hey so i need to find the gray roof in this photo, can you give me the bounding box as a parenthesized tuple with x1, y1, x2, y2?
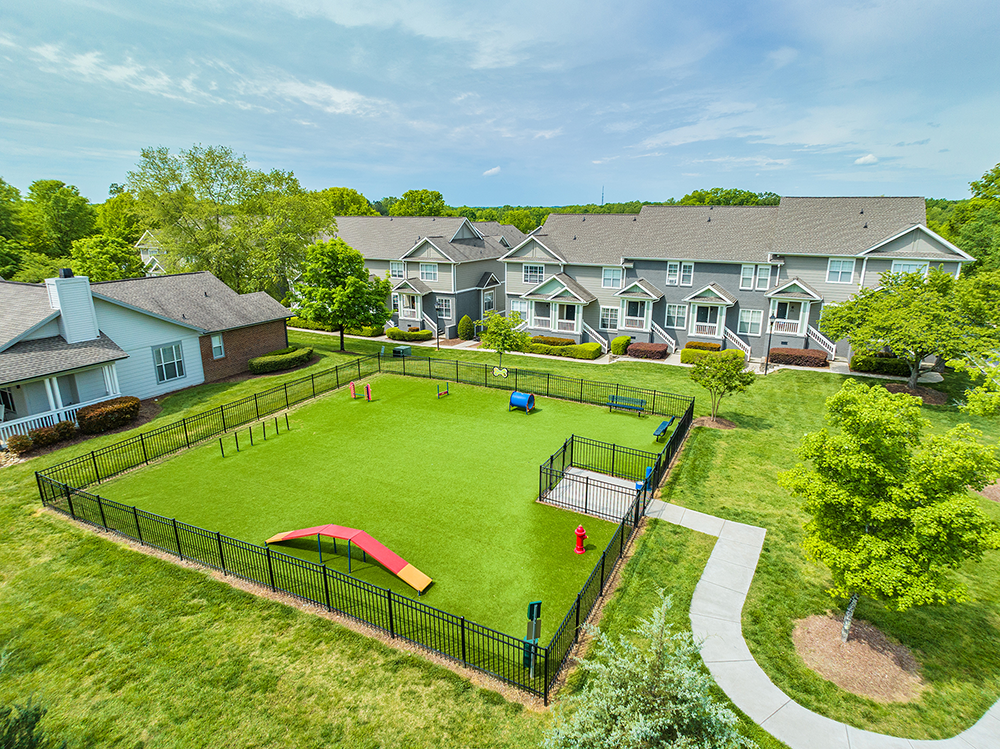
(0, 281, 58, 352)
(476, 272, 501, 289)
(392, 277, 433, 296)
(632, 205, 778, 263)
(683, 283, 738, 306)
(328, 216, 475, 260)
(408, 235, 510, 263)
(766, 277, 824, 300)
(92, 272, 292, 333)
(0, 333, 127, 386)
(522, 273, 597, 304)
(522, 214, 641, 264)
(616, 277, 664, 300)
(472, 221, 528, 247)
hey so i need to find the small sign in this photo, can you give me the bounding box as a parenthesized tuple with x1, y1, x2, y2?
(527, 600, 541, 620)
(493, 366, 509, 378)
(526, 619, 541, 641)
(522, 638, 536, 669)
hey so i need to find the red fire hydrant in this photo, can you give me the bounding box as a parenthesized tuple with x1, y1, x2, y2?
(575, 525, 587, 554)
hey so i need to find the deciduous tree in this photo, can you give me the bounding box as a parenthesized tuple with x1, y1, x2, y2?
(315, 187, 379, 216)
(70, 235, 146, 281)
(779, 380, 1000, 641)
(475, 311, 531, 368)
(389, 189, 447, 216)
(689, 354, 756, 421)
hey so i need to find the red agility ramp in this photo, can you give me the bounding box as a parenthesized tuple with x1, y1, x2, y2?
(265, 524, 432, 594)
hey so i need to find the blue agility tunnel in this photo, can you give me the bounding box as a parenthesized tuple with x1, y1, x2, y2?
(509, 391, 535, 413)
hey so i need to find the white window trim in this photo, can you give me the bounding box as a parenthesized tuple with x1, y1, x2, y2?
(482, 289, 495, 314)
(680, 262, 694, 287)
(756, 265, 771, 291)
(739, 265, 755, 290)
(389, 261, 404, 279)
(620, 299, 650, 331)
(666, 261, 679, 286)
(599, 306, 619, 331)
(891, 260, 930, 276)
(391, 293, 400, 313)
(509, 298, 528, 317)
(523, 264, 545, 285)
(153, 342, 186, 384)
(435, 298, 453, 319)
(602, 267, 623, 289)
(738, 309, 764, 337)
(210, 333, 225, 359)
(419, 263, 438, 282)
(826, 258, 856, 284)
(664, 303, 687, 330)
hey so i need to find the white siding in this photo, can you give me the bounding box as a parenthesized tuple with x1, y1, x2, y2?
(22, 319, 61, 342)
(46, 277, 100, 343)
(75, 367, 110, 402)
(94, 299, 205, 399)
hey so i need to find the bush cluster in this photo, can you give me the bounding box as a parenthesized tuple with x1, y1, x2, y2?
(386, 327, 434, 342)
(248, 346, 314, 374)
(610, 335, 631, 355)
(850, 354, 911, 376)
(286, 315, 332, 332)
(531, 335, 575, 347)
(528, 342, 603, 359)
(684, 341, 722, 351)
(679, 348, 745, 364)
(27, 426, 60, 448)
(5, 433, 33, 455)
(457, 315, 475, 340)
(626, 342, 671, 359)
(768, 348, 829, 367)
(345, 325, 384, 337)
(77, 396, 142, 435)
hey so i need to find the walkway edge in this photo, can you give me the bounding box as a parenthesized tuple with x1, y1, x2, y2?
(644, 499, 1000, 749)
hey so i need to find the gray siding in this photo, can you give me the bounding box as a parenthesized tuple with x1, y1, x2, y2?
(504, 261, 563, 296)
(74, 367, 108, 403)
(778, 256, 857, 303)
(22, 319, 61, 342)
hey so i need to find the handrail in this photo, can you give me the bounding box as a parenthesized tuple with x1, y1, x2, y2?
(650, 321, 677, 353)
(422, 313, 440, 335)
(582, 322, 608, 352)
(807, 325, 836, 357)
(724, 328, 751, 358)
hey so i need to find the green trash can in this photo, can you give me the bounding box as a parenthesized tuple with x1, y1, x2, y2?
(393, 345, 411, 357)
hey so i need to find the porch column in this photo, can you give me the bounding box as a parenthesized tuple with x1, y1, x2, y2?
(43, 378, 57, 412)
(110, 363, 121, 395)
(49, 377, 64, 410)
(102, 366, 113, 396)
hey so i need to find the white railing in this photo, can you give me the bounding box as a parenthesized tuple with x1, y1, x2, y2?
(400, 307, 420, 320)
(773, 319, 801, 335)
(557, 320, 576, 333)
(650, 321, 677, 353)
(693, 322, 718, 336)
(0, 396, 112, 445)
(582, 322, 608, 352)
(807, 325, 836, 358)
(533, 316, 551, 329)
(623, 316, 646, 330)
(724, 328, 752, 358)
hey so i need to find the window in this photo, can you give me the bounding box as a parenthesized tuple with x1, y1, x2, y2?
(891, 260, 930, 275)
(738, 309, 764, 336)
(600, 306, 619, 330)
(389, 261, 404, 279)
(153, 342, 185, 384)
(435, 297, 452, 319)
(680, 262, 694, 286)
(523, 264, 544, 285)
(602, 267, 622, 288)
(740, 265, 755, 290)
(666, 261, 679, 286)
(419, 263, 438, 282)
(210, 334, 224, 359)
(664, 304, 686, 329)
(756, 265, 771, 290)
(483, 289, 495, 313)
(826, 258, 855, 283)
(509, 298, 528, 320)
(0, 387, 15, 414)
(626, 300, 645, 318)
(391, 293, 400, 312)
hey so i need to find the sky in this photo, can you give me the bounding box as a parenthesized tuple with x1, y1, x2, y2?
(1, 0, 998, 206)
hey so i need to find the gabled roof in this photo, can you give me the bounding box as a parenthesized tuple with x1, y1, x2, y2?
(0, 281, 60, 353)
(0, 333, 127, 386)
(471, 221, 528, 248)
(476, 272, 501, 289)
(631, 205, 777, 263)
(682, 283, 738, 306)
(765, 277, 823, 301)
(392, 277, 433, 296)
(507, 214, 639, 265)
(521, 273, 597, 304)
(327, 216, 484, 260)
(501, 235, 567, 264)
(614, 278, 664, 301)
(92, 272, 291, 333)
(402, 235, 510, 263)
(858, 223, 975, 261)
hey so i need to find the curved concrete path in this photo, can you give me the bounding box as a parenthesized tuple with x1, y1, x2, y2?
(645, 500, 1000, 749)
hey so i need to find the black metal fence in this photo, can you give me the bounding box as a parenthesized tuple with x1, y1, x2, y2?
(35, 353, 695, 702)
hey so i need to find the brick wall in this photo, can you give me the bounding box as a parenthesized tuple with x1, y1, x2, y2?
(199, 320, 288, 381)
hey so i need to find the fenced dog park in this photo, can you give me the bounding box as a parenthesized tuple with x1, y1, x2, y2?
(35, 353, 693, 702)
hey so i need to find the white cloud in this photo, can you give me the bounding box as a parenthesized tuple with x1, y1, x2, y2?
(251, 77, 385, 116)
(533, 128, 562, 140)
(483, 166, 501, 176)
(31, 44, 185, 99)
(854, 153, 878, 165)
(693, 156, 791, 170)
(767, 47, 798, 69)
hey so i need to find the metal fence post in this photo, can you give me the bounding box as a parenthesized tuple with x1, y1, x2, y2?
(140, 433, 149, 464)
(221, 407, 227, 433)
(183, 419, 190, 449)
(90, 451, 100, 484)
(544, 651, 549, 706)
(574, 593, 581, 639)
(584, 474, 589, 515)
(172, 518, 182, 559)
(600, 551, 606, 594)
(460, 617, 467, 664)
(357, 359, 362, 379)
(133, 506, 143, 544)
(64, 484, 75, 518)
(311, 373, 316, 397)
(266, 547, 276, 591)
(217, 532, 226, 574)
(387, 590, 395, 638)
(546, 372, 550, 396)
(335, 366, 340, 389)
(323, 567, 331, 611)
(254, 393, 260, 419)
(283, 383, 289, 408)
(96, 494, 108, 529)
(514, 368, 518, 392)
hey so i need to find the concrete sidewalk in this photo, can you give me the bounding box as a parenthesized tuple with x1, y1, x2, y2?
(645, 499, 1000, 749)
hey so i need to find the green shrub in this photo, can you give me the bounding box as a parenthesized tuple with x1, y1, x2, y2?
(683, 341, 722, 351)
(528, 342, 602, 359)
(457, 315, 475, 340)
(626, 342, 671, 359)
(850, 354, 911, 377)
(768, 348, 829, 367)
(53, 420, 77, 441)
(531, 335, 575, 347)
(248, 346, 314, 374)
(287, 315, 334, 332)
(610, 335, 632, 355)
(27, 426, 60, 448)
(386, 327, 433, 341)
(345, 325, 385, 337)
(679, 348, 745, 365)
(77, 396, 142, 434)
(5, 434, 33, 455)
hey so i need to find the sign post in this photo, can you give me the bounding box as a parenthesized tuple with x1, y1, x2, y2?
(523, 600, 542, 677)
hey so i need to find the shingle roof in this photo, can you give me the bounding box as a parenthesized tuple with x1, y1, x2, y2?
(91, 272, 291, 333)
(408, 236, 509, 262)
(0, 333, 127, 386)
(765, 277, 824, 300)
(522, 273, 597, 304)
(525, 214, 641, 264)
(328, 216, 474, 260)
(616, 278, 664, 300)
(632, 205, 778, 263)
(392, 277, 433, 296)
(476, 272, 501, 289)
(472, 222, 528, 247)
(683, 283, 738, 306)
(0, 281, 59, 352)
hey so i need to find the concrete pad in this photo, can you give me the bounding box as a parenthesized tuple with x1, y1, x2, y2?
(908, 739, 977, 749)
(709, 539, 764, 569)
(706, 659, 791, 725)
(846, 726, 917, 749)
(645, 500, 685, 524)
(954, 712, 1000, 749)
(678, 508, 725, 537)
(691, 619, 755, 664)
(699, 556, 756, 595)
(718, 520, 767, 549)
(761, 700, 850, 749)
(690, 579, 746, 622)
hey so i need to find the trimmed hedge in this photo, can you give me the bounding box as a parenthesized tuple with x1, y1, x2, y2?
(767, 348, 829, 367)
(850, 354, 911, 377)
(626, 342, 671, 360)
(386, 327, 434, 342)
(679, 348, 745, 365)
(528, 342, 603, 359)
(610, 335, 631, 356)
(77, 396, 142, 435)
(28, 426, 60, 448)
(531, 335, 576, 347)
(5, 433, 32, 455)
(458, 315, 475, 340)
(288, 317, 385, 337)
(287, 315, 332, 332)
(54, 420, 77, 441)
(684, 341, 722, 351)
(345, 325, 385, 337)
(248, 346, 314, 374)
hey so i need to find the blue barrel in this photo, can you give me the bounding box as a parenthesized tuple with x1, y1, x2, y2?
(509, 391, 534, 413)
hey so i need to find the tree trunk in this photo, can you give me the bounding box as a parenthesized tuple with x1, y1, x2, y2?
(841, 592, 859, 642)
(932, 355, 947, 373)
(339, 326, 346, 351)
(907, 361, 920, 390)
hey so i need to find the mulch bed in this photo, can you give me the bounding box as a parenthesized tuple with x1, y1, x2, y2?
(979, 481, 1000, 503)
(882, 383, 948, 405)
(693, 416, 738, 430)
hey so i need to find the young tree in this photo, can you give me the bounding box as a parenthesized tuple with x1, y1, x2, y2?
(389, 189, 447, 216)
(475, 311, 531, 368)
(543, 592, 750, 749)
(294, 238, 392, 351)
(779, 380, 1000, 641)
(689, 354, 756, 421)
(96, 190, 145, 245)
(820, 266, 966, 389)
(70, 235, 146, 281)
(950, 270, 1000, 415)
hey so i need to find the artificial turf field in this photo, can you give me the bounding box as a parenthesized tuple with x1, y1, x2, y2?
(101, 374, 662, 635)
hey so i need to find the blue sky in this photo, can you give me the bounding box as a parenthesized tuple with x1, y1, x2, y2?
(1, 0, 997, 206)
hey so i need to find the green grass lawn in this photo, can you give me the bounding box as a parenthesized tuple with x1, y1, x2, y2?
(98, 374, 657, 635)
